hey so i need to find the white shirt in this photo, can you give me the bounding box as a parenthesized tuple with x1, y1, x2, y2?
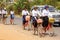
(10, 11, 14, 14)
(32, 10, 41, 16)
(2, 10, 6, 14)
(22, 10, 29, 15)
(42, 9, 50, 16)
(0, 10, 1, 14)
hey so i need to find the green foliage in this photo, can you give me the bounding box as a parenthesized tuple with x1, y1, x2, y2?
(0, 0, 3, 2)
(57, 0, 60, 1)
(1, 0, 60, 15)
(13, 0, 31, 14)
(57, 6, 60, 9)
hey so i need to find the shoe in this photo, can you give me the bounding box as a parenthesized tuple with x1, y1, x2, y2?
(49, 33, 54, 37)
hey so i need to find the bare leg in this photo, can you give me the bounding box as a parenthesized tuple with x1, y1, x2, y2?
(10, 19, 12, 24)
(10, 19, 14, 24)
(48, 23, 54, 37)
(3, 18, 6, 24)
(23, 24, 26, 30)
(38, 24, 45, 37)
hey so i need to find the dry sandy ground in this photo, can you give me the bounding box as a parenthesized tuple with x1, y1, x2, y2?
(0, 24, 60, 40)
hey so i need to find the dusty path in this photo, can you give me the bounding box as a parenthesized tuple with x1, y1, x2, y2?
(0, 24, 60, 40)
(0, 16, 60, 40)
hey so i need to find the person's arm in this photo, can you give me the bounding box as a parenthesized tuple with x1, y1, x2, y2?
(31, 10, 35, 16)
(37, 11, 41, 17)
(13, 11, 15, 15)
(27, 11, 30, 15)
(48, 11, 52, 18)
(41, 10, 45, 17)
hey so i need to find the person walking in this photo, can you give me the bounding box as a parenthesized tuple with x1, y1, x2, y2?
(31, 7, 41, 35)
(1, 8, 7, 24)
(22, 8, 30, 30)
(41, 5, 50, 35)
(0, 9, 2, 22)
(10, 9, 15, 24)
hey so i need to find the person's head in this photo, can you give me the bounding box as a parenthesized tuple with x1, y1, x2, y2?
(23, 7, 27, 11)
(10, 9, 13, 11)
(0, 8, 1, 10)
(44, 6, 49, 10)
(34, 7, 38, 10)
(4, 8, 6, 11)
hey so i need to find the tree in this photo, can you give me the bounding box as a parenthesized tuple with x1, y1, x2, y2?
(13, 0, 31, 15)
(0, 0, 6, 9)
(41, 0, 58, 7)
(57, 0, 60, 1)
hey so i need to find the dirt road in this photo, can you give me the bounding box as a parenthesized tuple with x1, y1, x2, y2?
(0, 16, 60, 40)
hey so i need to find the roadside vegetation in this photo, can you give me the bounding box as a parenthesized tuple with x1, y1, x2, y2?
(0, 0, 60, 15)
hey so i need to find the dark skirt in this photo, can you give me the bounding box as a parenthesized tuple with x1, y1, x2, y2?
(22, 15, 28, 25)
(3, 14, 7, 18)
(42, 16, 49, 27)
(32, 16, 38, 28)
(0, 14, 2, 17)
(0, 14, 2, 16)
(10, 14, 14, 19)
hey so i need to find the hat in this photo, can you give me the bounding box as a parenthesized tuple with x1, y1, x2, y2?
(44, 6, 49, 9)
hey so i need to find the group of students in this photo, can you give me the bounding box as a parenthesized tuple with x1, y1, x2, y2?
(22, 6, 55, 37)
(0, 8, 14, 24)
(0, 8, 7, 24)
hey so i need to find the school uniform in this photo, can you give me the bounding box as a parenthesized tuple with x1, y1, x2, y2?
(32, 10, 41, 28)
(2, 10, 7, 18)
(41, 9, 50, 27)
(22, 10, 29, 25)
(0, 10, 2, 16)
(10, 11, 14, 19)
